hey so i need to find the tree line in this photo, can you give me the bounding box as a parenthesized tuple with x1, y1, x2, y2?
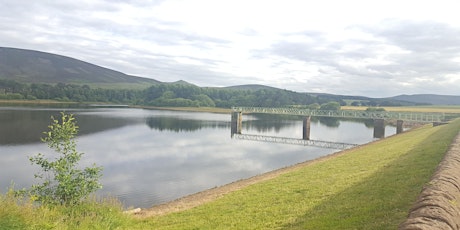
(0, 79, 408, 108)
(0, 79, 143, 103)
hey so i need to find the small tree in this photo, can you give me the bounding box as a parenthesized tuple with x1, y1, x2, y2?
(29, 112, 102, 205)
(320, 101, 341, 110)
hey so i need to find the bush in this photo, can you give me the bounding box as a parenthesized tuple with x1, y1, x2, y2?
(366, 107, 386, 112)
(28, 112, 102, 206)
(320, 101, 341, 110)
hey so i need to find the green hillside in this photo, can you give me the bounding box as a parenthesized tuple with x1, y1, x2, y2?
(0, 47, 159, 89)
(391, 94, 460, 105)
(1, 47, 459, 105)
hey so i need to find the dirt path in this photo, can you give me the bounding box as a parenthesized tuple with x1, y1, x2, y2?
(135, 145, 362, 218)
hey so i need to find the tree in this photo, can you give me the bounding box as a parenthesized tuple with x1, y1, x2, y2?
(320, 101, 341, 110)
(308, 103, 321, 110)
(366, 107, 386, 112)
(29, 112, 102, 205)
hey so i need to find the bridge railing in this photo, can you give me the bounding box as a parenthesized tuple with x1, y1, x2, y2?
(232, 133, 358, 150)
(231, 107, 444, 123)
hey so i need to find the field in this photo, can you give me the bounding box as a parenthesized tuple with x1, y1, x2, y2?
(342, 105, 460, 114)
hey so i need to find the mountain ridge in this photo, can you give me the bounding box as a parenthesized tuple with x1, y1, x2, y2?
(0, 47, 159, 87)
(390, 94, 460, 106)
(1, 47, 459, 105)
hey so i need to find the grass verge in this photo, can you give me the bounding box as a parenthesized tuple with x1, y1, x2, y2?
(132, 119, 460, 229)
(0, 194, 131, 230)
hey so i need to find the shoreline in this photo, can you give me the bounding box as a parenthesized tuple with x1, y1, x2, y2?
(135, 137, 388, 218)
(131, 105, 231, 114)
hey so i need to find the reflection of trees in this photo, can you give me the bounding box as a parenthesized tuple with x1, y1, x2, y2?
(317, 117, 340, 127)
(146, 117, 228, 132)
(0, 109, 134, 145)
(0, 110, 59, 145)
(243, 119, 293, 133)
(243, 114, 299, 133)
(363, 119, 375, 128)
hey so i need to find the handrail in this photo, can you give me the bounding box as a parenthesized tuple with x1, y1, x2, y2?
(231, 107, 444, 123)
(232, 133, 358, 150)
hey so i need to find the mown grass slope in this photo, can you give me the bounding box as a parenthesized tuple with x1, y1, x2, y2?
(133, 119, 460, 229)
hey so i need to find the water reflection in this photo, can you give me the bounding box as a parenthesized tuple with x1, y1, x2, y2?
(146, 116, 229, 132)
(232, 133, 358, 149)
(0, 107, 397, 208)
(0, 108, 136, 145)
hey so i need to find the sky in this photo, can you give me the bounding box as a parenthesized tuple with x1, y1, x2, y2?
(1, 0, 460, 97)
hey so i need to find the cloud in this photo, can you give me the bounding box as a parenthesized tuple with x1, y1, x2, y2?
(266, 19, 460, 96)
(1, 1, 460, 97)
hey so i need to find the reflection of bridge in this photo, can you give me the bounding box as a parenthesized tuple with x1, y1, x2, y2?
(233, 133, 358, 150)
(231, 106, 445, 140)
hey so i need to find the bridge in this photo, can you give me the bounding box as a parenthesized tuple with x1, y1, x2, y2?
(231, 106, 445, 141)
(231, 107, 444, 123)
(232, 133, 358, 150)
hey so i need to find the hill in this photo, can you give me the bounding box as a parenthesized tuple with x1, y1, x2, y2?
(0, 47, 159, 89)
(223, 84, 280, 91)
(1, 47, 458, 106)
(390, 94, 460, 105)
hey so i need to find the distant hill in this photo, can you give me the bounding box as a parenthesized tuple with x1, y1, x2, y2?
(224, 84, 280, 91)
(0, 47, 159, 88)
(2, 47, 459, 106)
(390, 94, 460, 105)
(168, 80, 196, 86)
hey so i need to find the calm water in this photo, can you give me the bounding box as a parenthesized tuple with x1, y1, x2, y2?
(0, 107, 397, 208)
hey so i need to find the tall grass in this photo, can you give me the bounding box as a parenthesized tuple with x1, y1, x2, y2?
(0, 192, 131, 230)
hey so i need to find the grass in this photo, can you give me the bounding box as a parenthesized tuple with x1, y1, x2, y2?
(0, 193, 131, 230)
(130, 118, 460, 229)
(2, 118, 460, 229)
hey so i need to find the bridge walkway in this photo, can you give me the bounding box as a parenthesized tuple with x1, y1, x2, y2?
(232, 107, 444, 123)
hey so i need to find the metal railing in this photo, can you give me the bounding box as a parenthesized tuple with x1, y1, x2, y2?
(232, 107, 444, 122)
(232, 133, 358, 150)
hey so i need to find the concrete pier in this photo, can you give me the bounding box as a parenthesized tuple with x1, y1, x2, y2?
(231, 112, 242, 135)
(396, 120, 404, 134)
(373, 119, 385, 138)
(303, 116, 311, 140)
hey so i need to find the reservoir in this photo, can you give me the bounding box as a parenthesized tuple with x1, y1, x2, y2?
(0, 106, 398, 208)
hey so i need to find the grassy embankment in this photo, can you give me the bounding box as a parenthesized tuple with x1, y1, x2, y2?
(1, 105, 460, 229)
(130, 118, 460, 229)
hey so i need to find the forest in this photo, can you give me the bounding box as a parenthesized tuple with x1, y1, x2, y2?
(0, 79, 407, 108)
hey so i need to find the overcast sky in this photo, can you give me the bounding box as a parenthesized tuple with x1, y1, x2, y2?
(1, 0, 460, 97)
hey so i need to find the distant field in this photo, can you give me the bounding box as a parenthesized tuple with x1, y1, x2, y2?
(342, 105, 460, 114)
(0, 99, 75, 104)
